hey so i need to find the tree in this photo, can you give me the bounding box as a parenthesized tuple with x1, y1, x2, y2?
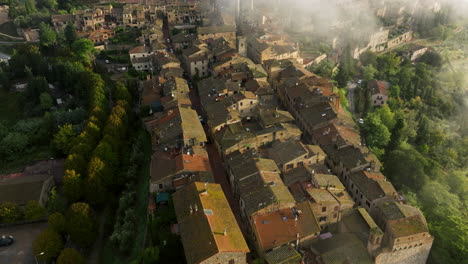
(63, 170, 83, 202)
(419, 181, 461, 219)
(364, 112, 391, 149)
(385, 145, 429, 190)
(9, 44, 47, 78)
(132, 247, 160, 264)
(335, 45, 356, 88)
(113, 82, 132, 103)
(0, 202, 23, 223)
(39, 22, 57, 48)
(24, 201, 47, 221)
(387, 112, 406, 151)
(39, 92, 54, 110)
(37, 0, 58, 9)
(310, 60, 335, 78)
(64, 23, 78, 45)
(48, 212, 66, 234)
(375, 105, 396, 131)
(26, 76, 49, 104)
(419, 51, 443, 69)
(376, 52, 400, 80)
(66, 202, 97, 248)
(71, 39, 95, 65)
(57, 248, 86, 264)
(53, 124, 76, 155)
(360, 50, 377, 66)
(447, 170, 468, 198)
(0, 132, 29, 161)
(33, 229, 63, 262)
(362, 64, 377, 81)
(412, 63, 433, 99)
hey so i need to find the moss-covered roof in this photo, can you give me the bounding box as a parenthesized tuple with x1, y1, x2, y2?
(265, 245, 302, 264)
(310, 233, 373, 264)
(387, 215, 428, 238)
(173, 182, 249, 263)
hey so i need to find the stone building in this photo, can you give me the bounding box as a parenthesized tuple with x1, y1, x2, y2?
(173, 182, 250, 264)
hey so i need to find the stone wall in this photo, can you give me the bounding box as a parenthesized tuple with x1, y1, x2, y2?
(375, 241, 433, 264)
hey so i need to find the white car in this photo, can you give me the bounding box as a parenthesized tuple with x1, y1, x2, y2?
(105, 60, 110, 64)
(166, 38, 171, 43)
(358, 118, 364, 124)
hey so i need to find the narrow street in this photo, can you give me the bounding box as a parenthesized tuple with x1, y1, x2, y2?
(347, 81, 357, 113)
(163, 14, 248, 236)
(187, 82, 248, 235)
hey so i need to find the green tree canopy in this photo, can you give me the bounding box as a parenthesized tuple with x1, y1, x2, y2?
(0, 132, 29, 161)
(362, 64, 377, 81)
(364, 112, 391, 149)
(384, 144, 429, 190)
(360, 50, 377, 66)
(53, 124, 77, 155)
(33, 229, 64, 262)
(64, 23, 78, 45)
(57, 248, 86, 264)
(66, 202, 97, 248)
(39, 92, 54, 110)
(48, 212, 66, 234)
(0, 202, 23, 223)
(24, 200, 47, 221)
(39, 22, 57, 48)
(63, 169, 83, 202)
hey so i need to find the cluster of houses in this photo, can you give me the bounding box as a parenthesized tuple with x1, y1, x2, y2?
(137, 1, 433, 263)
(47, 1, 436, 264)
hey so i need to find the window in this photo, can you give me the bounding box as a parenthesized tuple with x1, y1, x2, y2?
(297, 161, 304, 167)
(229, 260, 235, 264)
(319, 216, 327, 222)
(250, 101, 253, 105)
(286, 164, 294, 170)
(240, 102, 243, 106)
(334, 206, 339, 211)
(333, 213, 337, 218)
(158, 184, 163, 189)
(322, 206, 327, 212)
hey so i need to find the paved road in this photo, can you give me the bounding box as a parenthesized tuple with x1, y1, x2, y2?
(347, 82, 357, 113)
(0, 222, 47, 264)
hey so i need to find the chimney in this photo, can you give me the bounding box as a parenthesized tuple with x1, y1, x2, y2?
(223, 228, 227, 236)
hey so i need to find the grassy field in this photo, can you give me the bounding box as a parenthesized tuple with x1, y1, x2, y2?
(100, 131, 151, 264)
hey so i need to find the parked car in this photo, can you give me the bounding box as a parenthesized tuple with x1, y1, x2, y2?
(0, 235, 14, 247)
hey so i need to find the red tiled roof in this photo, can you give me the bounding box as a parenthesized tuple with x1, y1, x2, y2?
(175, 154, 212, 173)
(369, 80, 388, 96)
(252, 202, 320, 251)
